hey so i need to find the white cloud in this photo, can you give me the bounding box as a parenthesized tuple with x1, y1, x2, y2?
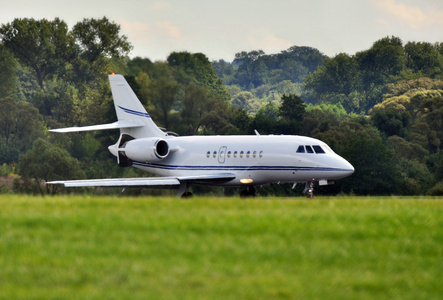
(119, 19, 184, 59)
(119, 20, 153, 45)
(247, 30, 292, 54)
(156, 21, 181, 39)
(374, 0, 443, 30)
(150, 2, 172, 11)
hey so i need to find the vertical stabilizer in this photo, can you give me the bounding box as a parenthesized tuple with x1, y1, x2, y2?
(109, 74, 165, 138)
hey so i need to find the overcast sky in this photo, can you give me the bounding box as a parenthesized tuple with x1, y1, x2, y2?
(1, 0, 442, 61)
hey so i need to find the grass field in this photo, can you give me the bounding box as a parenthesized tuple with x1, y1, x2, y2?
(0, 195, 441, 299)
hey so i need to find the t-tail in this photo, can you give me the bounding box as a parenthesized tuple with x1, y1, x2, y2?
(108, 74, 165, 138)
(50, 74, 169, 167)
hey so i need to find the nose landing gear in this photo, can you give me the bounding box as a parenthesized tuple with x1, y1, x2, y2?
(303, 180, 315, 198)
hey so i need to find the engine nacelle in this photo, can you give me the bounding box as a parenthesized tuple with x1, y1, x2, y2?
(120, 137, 170, 162)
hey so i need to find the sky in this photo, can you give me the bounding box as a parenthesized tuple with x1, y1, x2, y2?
(1, 0, 442, 62)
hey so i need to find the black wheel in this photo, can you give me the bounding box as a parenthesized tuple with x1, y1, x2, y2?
(240, 190, 249, 198)
(240, 186, 256, 198)
(248, 186, 256, 197)
(181, 192, 193, 198)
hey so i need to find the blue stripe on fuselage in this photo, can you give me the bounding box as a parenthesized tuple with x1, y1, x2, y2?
(132, 161, 353, 172)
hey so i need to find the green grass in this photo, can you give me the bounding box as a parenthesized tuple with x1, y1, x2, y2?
(0, 195, 442, 299)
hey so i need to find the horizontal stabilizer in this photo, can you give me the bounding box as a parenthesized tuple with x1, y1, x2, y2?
(49, 120, 145, 133)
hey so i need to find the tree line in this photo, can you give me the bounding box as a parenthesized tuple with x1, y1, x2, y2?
(0, 17, 442, 196)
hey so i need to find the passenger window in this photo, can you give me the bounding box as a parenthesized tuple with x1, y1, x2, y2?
(234, 151, 237, 158)
(206, 151, 210, 158)
(306, 146, 314, 153)
(253, 151, 257, 158)
(213, 151, 217, 158)
(259, 151, 263, 158)
(246, 151, 250, 158)
(313, 145, 325, 154)
(240, 151, 244, 158)
(227, 151, 231, 158)
(296, 145, 305, 153)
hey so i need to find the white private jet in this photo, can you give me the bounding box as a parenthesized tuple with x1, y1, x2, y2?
(47, 74, 354, 197)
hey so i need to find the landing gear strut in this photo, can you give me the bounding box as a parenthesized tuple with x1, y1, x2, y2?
(240, 186, 256, 198)
(178, 183, 193, 198)
(303, 181, 315, 198)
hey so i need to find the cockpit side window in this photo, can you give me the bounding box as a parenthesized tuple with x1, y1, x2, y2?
(313, 145, 325, 154)
(296, 145, 305, 153)
(323, 144, 335, 154)
(306, 145, 314, 153)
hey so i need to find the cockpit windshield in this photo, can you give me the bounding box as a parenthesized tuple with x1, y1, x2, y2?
(312, 145, 325, 154)
(296, 145, 327, 154)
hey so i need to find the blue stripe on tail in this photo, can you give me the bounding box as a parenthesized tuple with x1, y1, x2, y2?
(118, 105, 150, 118)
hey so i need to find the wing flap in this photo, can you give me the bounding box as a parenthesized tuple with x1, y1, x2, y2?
(49, 120, 145, 133)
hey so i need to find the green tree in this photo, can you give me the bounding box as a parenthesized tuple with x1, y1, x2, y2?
(371, 108, 410, 137)
(0, 97, 44, 163)
(127, 57, 155, 77)
(305, 53, 359, 96)
(397, 158, 432, 195)
(72, 17, 132, 63)
(231, 91, 260, 113)
(277, 94, 306, 134)
(356, 36, 405, 87)
(340, 130, 400, 195)
(251, 101, 278, 134)
(404, 42, 443, 77)
(0, 45, 17, 99)
(0, 18, 74, 88)
(233, 50, 266, 88)
(149, 77, 180, 130)
(228, 108, 252, 135)
(71, 17, 132, 84)
(180, 83, 208, 135)
(167, 52, 230, 100)
(31, 78, 80, 123)
(304, 53, 369, 112)
(180, 84, 232, 135)
(198, 97, 232, 134)
(17, 138, 85, 195)
(0, 97, 16, 145)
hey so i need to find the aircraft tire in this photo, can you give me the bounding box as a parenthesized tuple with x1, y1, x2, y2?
(181, 192, 193, 198)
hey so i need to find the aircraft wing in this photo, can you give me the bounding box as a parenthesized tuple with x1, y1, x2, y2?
(46, 173, 236, 188)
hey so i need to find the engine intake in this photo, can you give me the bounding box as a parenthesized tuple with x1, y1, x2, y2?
(120, 137, 170, 162)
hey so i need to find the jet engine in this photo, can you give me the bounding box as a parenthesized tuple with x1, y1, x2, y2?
(119, 137, 170, 162)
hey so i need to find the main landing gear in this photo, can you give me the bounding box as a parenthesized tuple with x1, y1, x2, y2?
(178, 183, 193, 198)
(240, 186, 256, 198)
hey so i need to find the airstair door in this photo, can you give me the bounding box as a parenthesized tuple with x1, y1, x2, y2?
(218, 146, 227, 163)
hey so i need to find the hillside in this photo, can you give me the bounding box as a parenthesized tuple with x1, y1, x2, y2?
(0, 18, 442, 196)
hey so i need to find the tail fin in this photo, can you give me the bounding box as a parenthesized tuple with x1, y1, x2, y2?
(50, 74, 165, 138)
(109, 74, 165, 138)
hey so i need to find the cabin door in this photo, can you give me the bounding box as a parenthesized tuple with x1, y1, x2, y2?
(218, 146, 227, 163)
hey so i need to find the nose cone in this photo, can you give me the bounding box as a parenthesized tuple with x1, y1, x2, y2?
(344, 160, 354, 176)
(339, 158, 354, 178)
